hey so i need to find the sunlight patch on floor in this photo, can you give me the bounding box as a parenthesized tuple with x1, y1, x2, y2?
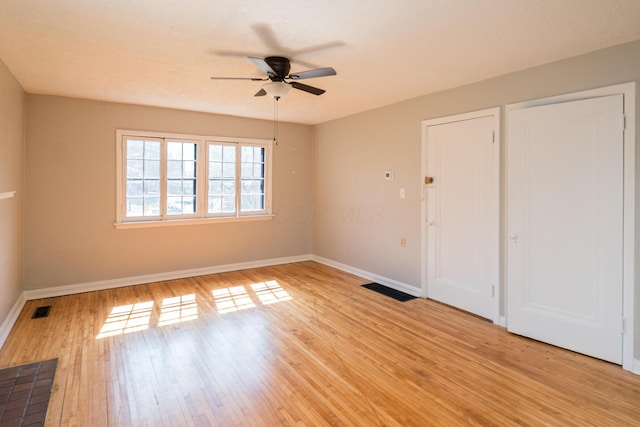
(96, 280, 293, 339)
(96, 301, 154, 338)
(251, 280, 292, 305)
(213, 286, 256, 313)
(159, 294, 198, 326)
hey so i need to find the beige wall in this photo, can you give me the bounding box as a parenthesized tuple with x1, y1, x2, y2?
(8, 38, 640, 358)
(24, 96, 313, 289)
(313, 39, 640, 353)
(0, 59, 25, 325)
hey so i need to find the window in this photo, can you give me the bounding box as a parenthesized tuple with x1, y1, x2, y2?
(116, 130, 272, 228)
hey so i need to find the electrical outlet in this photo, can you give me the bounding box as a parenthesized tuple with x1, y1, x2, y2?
(400, 237, 406, 248)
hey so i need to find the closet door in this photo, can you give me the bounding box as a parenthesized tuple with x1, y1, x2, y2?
(507, 95, 624, 363)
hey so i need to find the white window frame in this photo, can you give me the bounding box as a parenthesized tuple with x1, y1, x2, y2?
(116, 129, 273, 229)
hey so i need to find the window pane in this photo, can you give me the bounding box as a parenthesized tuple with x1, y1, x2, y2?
(209, 162, 222, 179)
(167, 195, 197, 215)
(223, 145, 236, 161)
(127, 180, 143, 197)
(241, 146, 252, 162)
(242, 195, 264, 212)
(222, 196, 235, 212)
(167, 160, 182, 178)
(145, 197, 161, 216)
(241, 195, 253, 211)
(124, 139, 162, 219)
(210, 195, 236, 214)
(238, 145, 265, 201)
(182, 143, 196, 161)
(241, 163, 252, 179)
(165, 141, 199, 216)
(127, 160, 143, 178)
(126, 197, 143, 216)
(209, 196, 221, 213)
(184, 161, 196, 178)
(167, 142, 182, 160)
(241, 179, 263, 195)
(222, 181, 235, 195)
(145, 160, 160, 179)
(207, 144, 235, 216)
(184, 197, 196, 213)
(144, 180, 160, 196)
(167, 196, 182, 214)
(237, 144, 266, 213)
(127, 140, 144, 159)
(222, 163, 235, 179)
(183, 180, 195, 195)
(145, 141, 160, 160)
(209, 180, 221, 196)
(209, 145, 222, 161)
(168, 180, 182, 196)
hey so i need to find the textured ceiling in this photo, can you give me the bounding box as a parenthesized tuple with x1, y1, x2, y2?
(1, 0, 640, 124)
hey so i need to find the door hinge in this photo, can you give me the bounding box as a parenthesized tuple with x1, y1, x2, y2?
(622, 317, 626, 335)
(492, 131, 495, 143)
(491, 285, 495, 298)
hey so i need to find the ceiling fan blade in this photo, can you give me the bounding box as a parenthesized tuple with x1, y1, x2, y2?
(210, 77, 268, 81)
(290, 82, 326, 96)
(288, 67, 337, 80)
(248, 57, 277, 77)
(210, 48, 261, 58)
(251, 23, 285, 53)
(289, 41, 346, 57)
(254, 88, 267, 97)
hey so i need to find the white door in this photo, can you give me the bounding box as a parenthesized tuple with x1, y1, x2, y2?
(507, 95, 624, 364)
(423, 110, 499, 321)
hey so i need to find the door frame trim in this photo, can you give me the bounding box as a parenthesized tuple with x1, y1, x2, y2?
(506, 82, 636, 371)
(421, 107, 501, 323)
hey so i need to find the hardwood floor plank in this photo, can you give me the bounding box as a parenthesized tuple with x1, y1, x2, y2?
(1, 261, 640, 426)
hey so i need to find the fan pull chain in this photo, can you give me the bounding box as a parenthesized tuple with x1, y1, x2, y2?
(273, 96, 280, 145)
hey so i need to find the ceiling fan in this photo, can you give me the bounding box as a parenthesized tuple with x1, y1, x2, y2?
(211, 56, 336, 99)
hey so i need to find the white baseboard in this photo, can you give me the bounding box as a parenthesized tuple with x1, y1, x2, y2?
(10, 254, 640, 376)
(311, 255, 421, 297)
(24, 254, 313, 300)
(0, 292, 26, 350)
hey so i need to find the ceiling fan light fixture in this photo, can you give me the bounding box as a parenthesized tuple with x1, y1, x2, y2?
(263, 81, 291, 99)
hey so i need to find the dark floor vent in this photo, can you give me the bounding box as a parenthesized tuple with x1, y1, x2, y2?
(32, 306, 51, 319)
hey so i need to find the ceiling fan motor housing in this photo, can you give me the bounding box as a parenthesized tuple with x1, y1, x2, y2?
(265, 56, 291, 80)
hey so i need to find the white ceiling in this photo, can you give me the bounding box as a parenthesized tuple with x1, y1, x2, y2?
(1, 0, 640, 125)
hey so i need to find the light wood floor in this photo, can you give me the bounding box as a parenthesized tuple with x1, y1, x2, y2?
(2, 261, 640, 426)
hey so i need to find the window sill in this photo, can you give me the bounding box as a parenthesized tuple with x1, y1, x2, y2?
(114, 214, 274, 229)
